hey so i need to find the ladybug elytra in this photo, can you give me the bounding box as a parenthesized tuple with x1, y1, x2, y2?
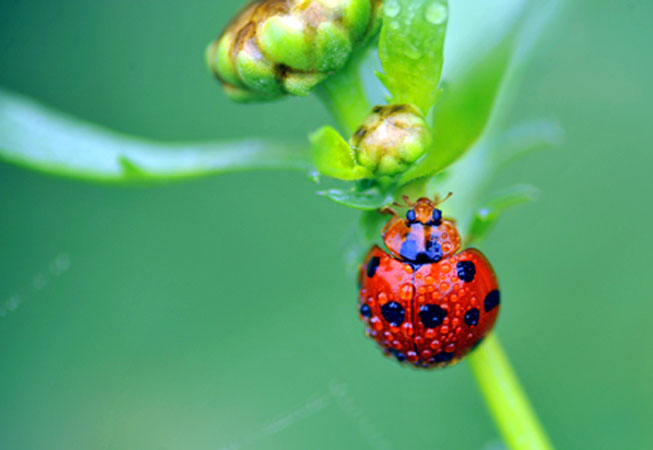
(358, 196, 500, 368)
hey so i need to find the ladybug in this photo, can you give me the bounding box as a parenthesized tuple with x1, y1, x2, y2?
(357, 196, 500, 368)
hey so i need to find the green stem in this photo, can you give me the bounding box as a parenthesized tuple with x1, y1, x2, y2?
(316, 59, 371, 136)
(468, 334, 554, 450)
(321, 56, 552, 450)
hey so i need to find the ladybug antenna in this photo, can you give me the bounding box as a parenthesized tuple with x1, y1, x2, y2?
(433, 192, 453, 207)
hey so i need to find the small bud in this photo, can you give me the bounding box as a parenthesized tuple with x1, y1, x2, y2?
(351, 105, 432, 176)
(206, 0, 382, 102)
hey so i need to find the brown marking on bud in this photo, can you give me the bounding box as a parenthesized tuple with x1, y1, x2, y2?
(351, 104, 430, 175)
(302, 2, 330, 29)
(209, 0, 381, 99)
(389, 104, 409, 114)
(354, 126, 368, 141)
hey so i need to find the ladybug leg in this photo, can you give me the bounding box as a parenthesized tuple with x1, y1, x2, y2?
(393, 195, 415, 207)
(378, 207, 400, 235)
(378, 206, 398, 217)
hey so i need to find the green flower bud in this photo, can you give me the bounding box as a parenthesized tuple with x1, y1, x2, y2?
(206, 0, 382, 102)
(350, 105, 432, 176)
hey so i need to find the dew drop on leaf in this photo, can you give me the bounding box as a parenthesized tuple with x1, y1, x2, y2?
(425, 2, 448, 25)
(385, 0, 401, 18)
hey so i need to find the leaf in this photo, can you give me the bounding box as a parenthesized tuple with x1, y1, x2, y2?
(399, 35, 517, 183)
(466, 185, 539, 245)
(359, 209, 389, 242)
(377, 0, 448, 114)
(342, 210, 388, 279)
(492, 119, 564, 167)
(0, 88, 311, 182)
(399, 0, 559, 184)
(309, 126, 370, 180)
(318, 188, 393, 210)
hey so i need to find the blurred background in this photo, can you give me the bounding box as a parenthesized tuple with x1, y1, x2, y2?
(1, 0, 652, 449)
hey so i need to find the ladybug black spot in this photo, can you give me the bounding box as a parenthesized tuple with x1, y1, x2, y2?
(456, 260, 476, 282)
(359, 303, 372, 318)
(418, 304, 447, 328)
(431, 209, 442, 225)
(400, 235, 442, 264)
(406, 209, 416, 223)
(366, 256, 380, 278)
(389, 348, 407, 362)
(381, 301, 405, 327)
(433, 351, 454, 363)
(484, 290, 501, 312)
(464, 307, 480, 326)
(423, 237, 442, 263)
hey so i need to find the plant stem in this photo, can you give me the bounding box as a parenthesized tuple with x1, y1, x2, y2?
(316, 59, 371, 136)
(322, 62, 553, 450)
(468, 334, 554, 450)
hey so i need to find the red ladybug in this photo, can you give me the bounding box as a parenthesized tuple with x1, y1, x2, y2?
(358, 196, 500, 368)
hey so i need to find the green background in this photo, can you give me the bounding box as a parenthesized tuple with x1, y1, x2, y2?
(1, 1, 652, 449)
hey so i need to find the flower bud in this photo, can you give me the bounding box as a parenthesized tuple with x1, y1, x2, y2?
(351, 105, 432, 176)
(206, 0, 382, 102)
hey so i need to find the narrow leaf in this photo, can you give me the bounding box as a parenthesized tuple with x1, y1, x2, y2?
(399, 1, 534, 184)
(467, 185, 539, 245)
(310, 126, 370, 180)
(492, 119, 564, 167)
(378, 0, 448, 113)
(342, 210, 388, 279)
(0, 89, 311, 182)
(318, 188, 393, 210)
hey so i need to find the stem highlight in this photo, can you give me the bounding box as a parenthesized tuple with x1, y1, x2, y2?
(316, 58, 370, 136)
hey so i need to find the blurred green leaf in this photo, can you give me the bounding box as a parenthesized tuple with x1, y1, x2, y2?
(360, 209, 389, 242)
(0, 88, 311, 182)
(310, 126, 370, 180)
(467, 184, 539, 245)
(493, 119, 564, 167)
(318, 188, 393, 210)
(377, 0, 448, 113)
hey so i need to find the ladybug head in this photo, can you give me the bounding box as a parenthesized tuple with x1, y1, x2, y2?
(382, 196, 461, 264)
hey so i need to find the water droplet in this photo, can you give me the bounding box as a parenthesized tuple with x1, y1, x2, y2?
(425, 2, 448, 25)
(385, 0, 400, 18)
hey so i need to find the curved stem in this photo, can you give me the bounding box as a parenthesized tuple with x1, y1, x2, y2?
(468, 334, 554, 450)
(316, 58, 371, 136)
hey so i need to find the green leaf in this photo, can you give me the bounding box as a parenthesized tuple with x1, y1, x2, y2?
(310, 126, 370, 180)
(378, 0, 448, 113)
(467, 185, 539, 245)
(400, 38, 517, 183)
(492, 119, 564, 167)
(318, 188, 393, 210)
(399, 0, 549, 184)
(0, 88, 311, 182)
(341, 210, 388, 279)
